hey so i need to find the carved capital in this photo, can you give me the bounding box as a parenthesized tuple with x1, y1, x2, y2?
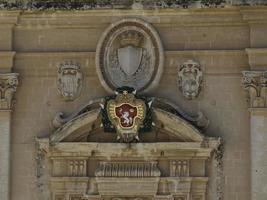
(242, 71, 267, 108)
(0, 73, 19, 110)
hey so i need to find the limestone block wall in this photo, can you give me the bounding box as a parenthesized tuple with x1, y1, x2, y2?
(0, 7, 266, 200)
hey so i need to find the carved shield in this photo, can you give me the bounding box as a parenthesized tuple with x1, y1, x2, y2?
(57, 61, 82, 101)
(118, 46, 142, 76)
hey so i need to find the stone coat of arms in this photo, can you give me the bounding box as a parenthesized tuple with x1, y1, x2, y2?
(57, 61, 83, 101)
(95, 18, 164, 93)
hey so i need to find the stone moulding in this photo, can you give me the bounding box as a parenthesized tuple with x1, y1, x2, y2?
(0, 1, 265, 10)
(0, 73, 19, 110)
(95, 18, 164, 94)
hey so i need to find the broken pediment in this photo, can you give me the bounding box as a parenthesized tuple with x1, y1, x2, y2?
(49, 96, 208, 145)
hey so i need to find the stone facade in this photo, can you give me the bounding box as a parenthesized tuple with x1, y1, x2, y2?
(0, 5, 267, 200)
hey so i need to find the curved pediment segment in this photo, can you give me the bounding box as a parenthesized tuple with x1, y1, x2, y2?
(50, 108, 100, 145)
(49, 89, 209, 145)
(153, 108, 204, 142)
(49, 107, 205, 145)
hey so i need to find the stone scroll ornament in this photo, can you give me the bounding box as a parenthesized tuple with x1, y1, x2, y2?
(57, 61, 83, 101)
(100, 86, 153, 143)
(95, 18, 164, 94)
(178, 60, 203, 100)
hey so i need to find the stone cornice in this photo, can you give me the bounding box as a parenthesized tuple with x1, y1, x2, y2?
(0, 11, 20, 25)
(242, 70, 267, 108)
(248, 108, 267, 116)
(0, 7, 261, 27)
(49, 142, 219, 158)
(0, 73, 19, 110)
(0, 1, 267, 10)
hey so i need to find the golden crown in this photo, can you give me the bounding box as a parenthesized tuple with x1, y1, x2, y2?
(119, 31, 143, 47)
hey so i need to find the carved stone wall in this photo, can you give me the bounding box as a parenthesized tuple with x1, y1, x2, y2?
(4, 6, 263, 200)
(46, 141, 217, 200)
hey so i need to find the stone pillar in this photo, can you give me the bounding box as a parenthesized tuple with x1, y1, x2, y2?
(242, 71, 267, 200)
(0, 73, 18, 200)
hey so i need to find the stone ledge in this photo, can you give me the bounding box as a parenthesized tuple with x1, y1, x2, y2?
(0, 11, 19, 24)
(49, 142, 219, 158)
(248, 108, 267, 115)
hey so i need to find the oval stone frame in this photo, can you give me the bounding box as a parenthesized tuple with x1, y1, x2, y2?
(95, 18, 164, 94)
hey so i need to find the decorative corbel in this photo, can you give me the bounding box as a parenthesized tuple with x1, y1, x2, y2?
(0, 73, 19, 110)
(242, 71, 267, 108)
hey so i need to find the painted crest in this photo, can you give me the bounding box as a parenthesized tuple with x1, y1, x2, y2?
(118, 45, 142, 76)
(105, 88, 147, 142)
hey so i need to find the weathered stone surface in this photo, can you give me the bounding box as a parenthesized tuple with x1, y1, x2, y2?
(0, 73, 19, 110)
(2, 6, 266, 200)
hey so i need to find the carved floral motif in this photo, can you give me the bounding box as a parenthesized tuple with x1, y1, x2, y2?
(0, 73, 19, 110)
(178, 60, 203, 100)
(57, 61, 83, 101)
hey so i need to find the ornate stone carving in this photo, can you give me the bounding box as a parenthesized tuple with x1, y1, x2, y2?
(57, 61, 83, 101)
(0, 73, 18, 110)
(96, 18, 164, 93)
(178, 60, 203, 100)
(242, 71, 267, 108)
(68, 160, 87, 177)
(95, 161, 161, 177)
(170, 160, 189, 177)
